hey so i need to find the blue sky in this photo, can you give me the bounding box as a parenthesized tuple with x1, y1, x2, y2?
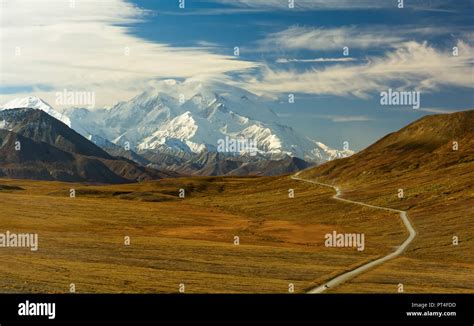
(1, 0, 473, 150)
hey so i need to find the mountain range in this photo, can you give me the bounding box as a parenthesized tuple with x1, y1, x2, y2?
(61, 79, 352, 163)
(0, 79, 353, 179)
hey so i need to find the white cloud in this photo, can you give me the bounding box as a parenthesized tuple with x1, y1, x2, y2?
(1, 0, 471, 110)
(259, 25, 447, 52)
(0, 0, 258, 108)
(276, 57, 357, 63)
(276, 112, 375, 122)
(328, 115, 375, 122)
(240, 40, 474, 98)
(211, 0, 394, 10)
(417, 107, 472, 114)
(211, 0, 458, 11)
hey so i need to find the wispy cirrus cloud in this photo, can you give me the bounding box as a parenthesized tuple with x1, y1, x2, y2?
(328, 115, 375, 122)
(417, 107, 473, 114)
(1, 0, 472, 110)
(277, 113, 375, 122)
(259, 25, 450, 52)
(276, 58, 357, 63)
(240, 40, 474, 98)
(209, 0, 462, 11)
(0, 0, 258, 108)
(210, 0, 395, 10)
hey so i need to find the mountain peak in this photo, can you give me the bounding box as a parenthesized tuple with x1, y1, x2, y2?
(1, 96, 71, 127)
(62, 80, 352, 163)
(5, 82, 353, 164)
(2, 96, 50, 110)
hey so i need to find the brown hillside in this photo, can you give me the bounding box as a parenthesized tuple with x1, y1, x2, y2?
(306, 110, 473, 184)
(300, 110, 474, 293)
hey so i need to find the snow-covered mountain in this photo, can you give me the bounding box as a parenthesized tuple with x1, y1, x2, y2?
(1, 96, 71, 127)
(63, 79, 353, 163)
(2, 80, 353, 164)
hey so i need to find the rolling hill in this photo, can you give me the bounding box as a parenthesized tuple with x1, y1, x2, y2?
(299, 109, 474, 292)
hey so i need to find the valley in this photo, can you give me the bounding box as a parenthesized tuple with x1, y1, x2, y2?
(0, 96, 471, 294)
(0, 175, 406, 293)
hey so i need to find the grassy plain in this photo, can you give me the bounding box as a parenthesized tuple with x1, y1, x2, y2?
(0, 175, 406, 293)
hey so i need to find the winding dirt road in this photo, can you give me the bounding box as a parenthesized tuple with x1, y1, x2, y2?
(291, 171, 417, 293)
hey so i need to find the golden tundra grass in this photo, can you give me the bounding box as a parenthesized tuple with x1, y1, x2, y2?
(0, 176, 406, 293)
(300, 159, 474, 293)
